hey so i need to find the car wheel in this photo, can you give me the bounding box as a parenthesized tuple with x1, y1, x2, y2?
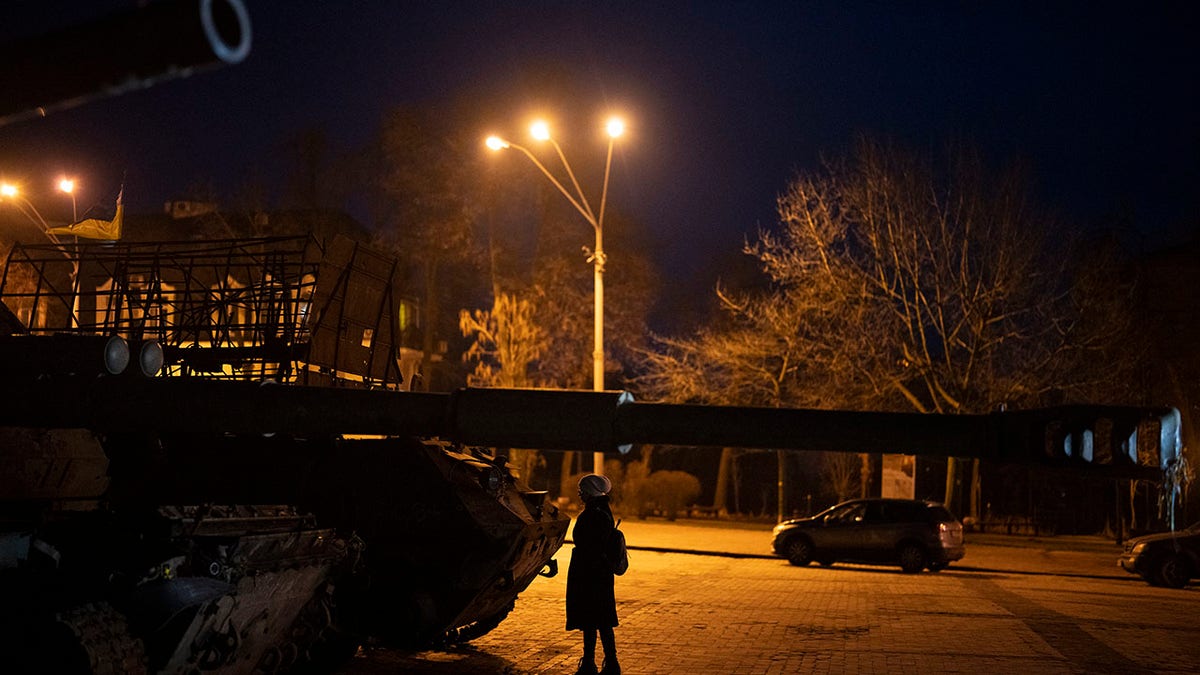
(784, 537, 814, 566)
(897, 543, 926, 574)
(1154, 553, 1191, 589)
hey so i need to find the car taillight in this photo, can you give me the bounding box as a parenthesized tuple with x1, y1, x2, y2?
(938, 522, 963, 546)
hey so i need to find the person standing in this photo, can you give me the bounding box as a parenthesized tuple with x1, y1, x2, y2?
(566, 473, 620, 675)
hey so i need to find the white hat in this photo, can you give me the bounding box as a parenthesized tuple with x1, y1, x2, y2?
(579, 473, 612, 498)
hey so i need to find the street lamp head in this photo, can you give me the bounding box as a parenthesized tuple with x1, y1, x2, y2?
(485, 136, 510, 151)
(530, 120, 551, 142)
(0, 183, 17, 198)
(58, 178, 75, 194)
(606, 117, 625, 139)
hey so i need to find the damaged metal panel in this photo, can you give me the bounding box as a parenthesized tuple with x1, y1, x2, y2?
(305, 235, 409, 388)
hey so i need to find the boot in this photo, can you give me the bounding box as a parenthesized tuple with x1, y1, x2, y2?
(574, 657, 598, 675)
(599, 657, 621, 675)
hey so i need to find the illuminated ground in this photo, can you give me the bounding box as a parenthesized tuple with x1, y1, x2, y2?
(342, 520, 1198, 673)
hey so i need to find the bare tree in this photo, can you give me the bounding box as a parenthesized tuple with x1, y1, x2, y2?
(459, 292, 549, 487)
(459, 292, 548, 388)
(752, 139, 1140, 515)
(823, 452, 861, 503)
(638, 138, 1139, 519)
(634, 303, 838, 516)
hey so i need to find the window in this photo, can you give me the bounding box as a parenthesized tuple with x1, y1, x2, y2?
(827, 502, 866, 524)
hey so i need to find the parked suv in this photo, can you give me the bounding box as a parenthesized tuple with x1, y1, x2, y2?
(1118, 521, 1200, 588)
(772, 498, 965, 573)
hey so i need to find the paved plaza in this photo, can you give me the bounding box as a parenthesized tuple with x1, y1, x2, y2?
(342, 521, 1200, 674)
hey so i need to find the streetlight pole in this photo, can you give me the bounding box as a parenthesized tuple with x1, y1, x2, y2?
(486, 117, 625, 475)
(57, 178, 82, 328)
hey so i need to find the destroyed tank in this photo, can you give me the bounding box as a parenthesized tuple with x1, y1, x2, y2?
(0, 234, 1182, 673)
(0, 235, 579, 672)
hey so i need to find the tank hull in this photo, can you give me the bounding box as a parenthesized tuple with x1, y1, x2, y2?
(0, 427, 568, 672)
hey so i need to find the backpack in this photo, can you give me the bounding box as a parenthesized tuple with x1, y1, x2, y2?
(604, 517, 629, 576)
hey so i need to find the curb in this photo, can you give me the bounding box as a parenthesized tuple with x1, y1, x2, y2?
(567, 539, 1135, 581)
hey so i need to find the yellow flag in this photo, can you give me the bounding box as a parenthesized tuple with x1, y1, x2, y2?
(47, 188, 123, 240)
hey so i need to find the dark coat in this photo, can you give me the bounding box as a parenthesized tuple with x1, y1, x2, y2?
(566, 496, 618, 630)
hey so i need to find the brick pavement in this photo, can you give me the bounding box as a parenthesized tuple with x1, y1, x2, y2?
(342, 522, 1200, 674)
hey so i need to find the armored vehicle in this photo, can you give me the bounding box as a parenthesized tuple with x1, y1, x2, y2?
(0, 235, 579, 672)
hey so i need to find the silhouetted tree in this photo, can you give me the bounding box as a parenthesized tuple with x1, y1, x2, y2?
(638, 138, 1141, 520)
(374, 104, 486, 389)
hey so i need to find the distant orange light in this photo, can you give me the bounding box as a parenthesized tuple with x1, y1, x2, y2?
(486, 136, 509, 151)
(58, 178, 76, 193)
(530, 120, 551, 141)
(606, 117, 625, 139)
(0, 183, 17, 198)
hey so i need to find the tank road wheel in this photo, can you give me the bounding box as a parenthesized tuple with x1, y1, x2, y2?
(897, 543, 927, 574)
(1153, 553, 1192, 589)
(37, 603, 148, 675)
(784, 537, 814, 567)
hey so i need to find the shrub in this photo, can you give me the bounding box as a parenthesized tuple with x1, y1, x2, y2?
(644, 470, 701, 521)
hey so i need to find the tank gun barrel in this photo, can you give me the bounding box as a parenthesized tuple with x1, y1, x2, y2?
(0, 378, 1179, 480)
(619, 401, 1180, 481)
(0, 0, 251, 126)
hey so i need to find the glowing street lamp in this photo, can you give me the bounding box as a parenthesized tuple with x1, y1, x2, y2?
(487, 116, 626, 475)
(57, 178, 77, 222)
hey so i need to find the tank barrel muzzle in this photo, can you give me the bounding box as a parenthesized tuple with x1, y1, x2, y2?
(0, 0, 252, 126)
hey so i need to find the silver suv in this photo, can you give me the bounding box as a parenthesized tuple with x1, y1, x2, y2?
(772, 498, 965, 573)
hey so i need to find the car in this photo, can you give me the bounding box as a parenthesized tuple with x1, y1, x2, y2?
(1118, 521, 1200, 588)
(771, 498, 965, 573)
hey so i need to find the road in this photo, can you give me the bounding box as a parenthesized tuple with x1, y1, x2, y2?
(341, 520, 1200, 674)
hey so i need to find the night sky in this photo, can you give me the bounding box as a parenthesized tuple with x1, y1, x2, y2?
(2, 2, 1197, 307)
